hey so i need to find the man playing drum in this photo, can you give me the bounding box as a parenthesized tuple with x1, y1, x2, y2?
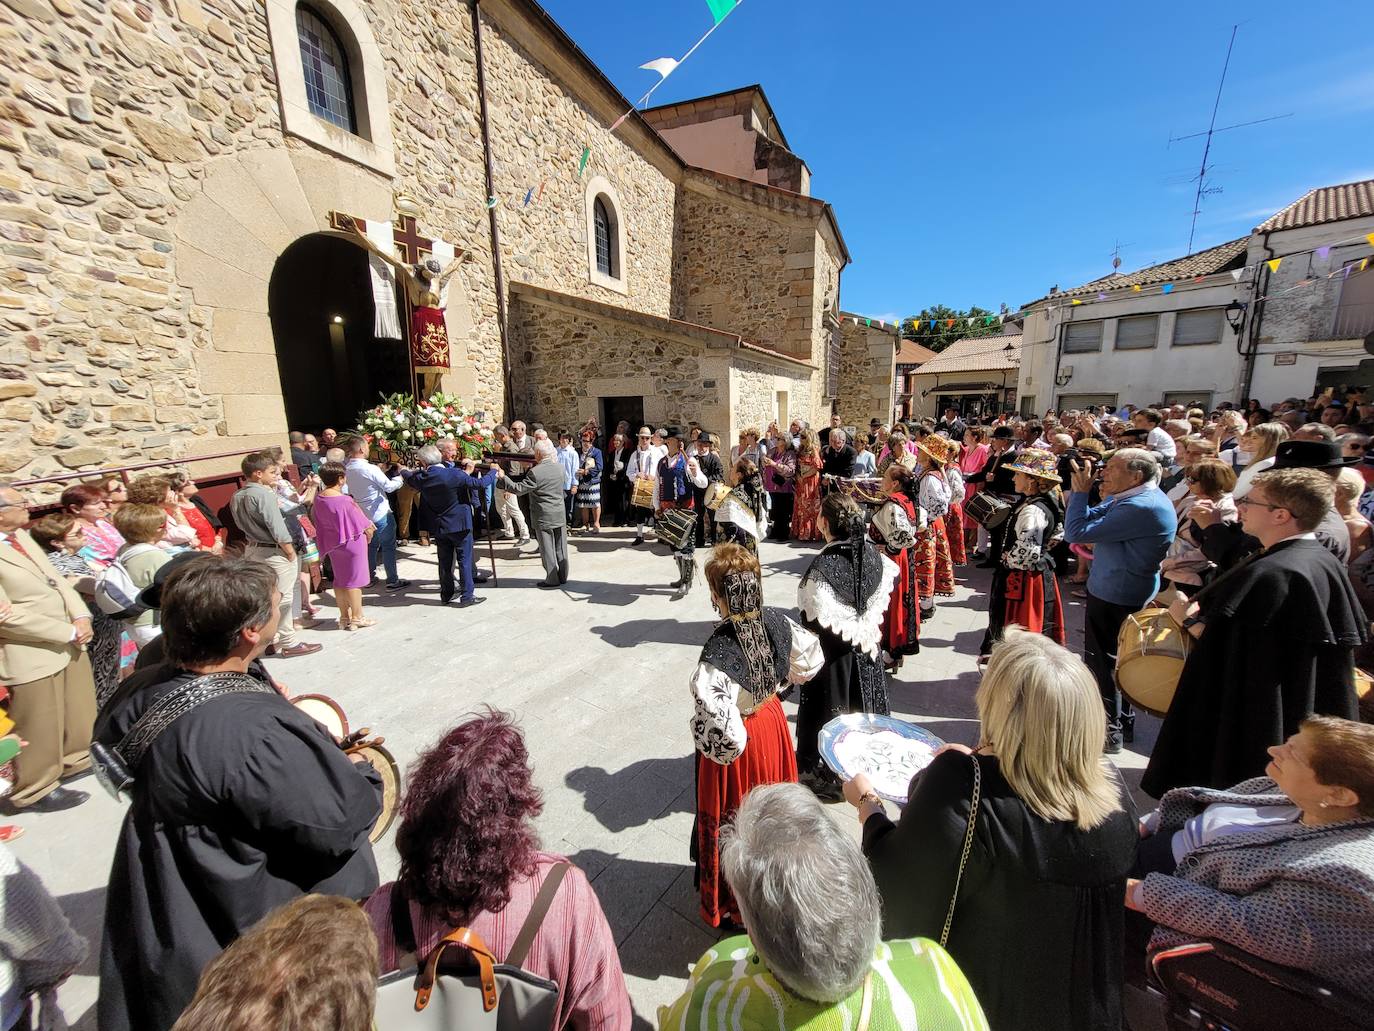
(96, 556, 383, 1031)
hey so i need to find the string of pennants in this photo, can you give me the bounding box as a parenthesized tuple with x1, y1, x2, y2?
(847, 231, 1374, 334)
(475, 0, 743, 212)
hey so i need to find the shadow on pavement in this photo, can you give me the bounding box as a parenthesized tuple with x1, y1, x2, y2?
(56, 885, 105, 981)
(565, 758, 694, 833)
(589, 620, 716, 649)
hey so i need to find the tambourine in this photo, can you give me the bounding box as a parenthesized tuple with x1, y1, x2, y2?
(292, 693, 401, 843)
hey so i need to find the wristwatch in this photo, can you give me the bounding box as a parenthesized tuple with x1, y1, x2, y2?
(1181, 613, 1205, 632)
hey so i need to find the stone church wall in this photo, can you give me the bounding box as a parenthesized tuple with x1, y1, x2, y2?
(0, 0, 686, 491)
(837, 318, 896, 432)
(509, 292, 730, 436)
(729, 355, 813, 439)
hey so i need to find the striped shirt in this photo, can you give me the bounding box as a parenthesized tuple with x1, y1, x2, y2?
(364, 853, 630, 1030)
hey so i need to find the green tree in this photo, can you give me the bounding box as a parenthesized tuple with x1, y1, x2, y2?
(899, 305, 1005, 353)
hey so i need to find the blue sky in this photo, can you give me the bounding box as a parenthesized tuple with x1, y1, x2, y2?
(540, 0, 1374, 320)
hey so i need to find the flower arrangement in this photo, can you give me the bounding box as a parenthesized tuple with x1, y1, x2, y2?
(355, 392, 494, 461)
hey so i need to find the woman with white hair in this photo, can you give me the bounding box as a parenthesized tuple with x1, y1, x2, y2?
(843, 629, 1137, 1030)
(660, 782, 989, 1029)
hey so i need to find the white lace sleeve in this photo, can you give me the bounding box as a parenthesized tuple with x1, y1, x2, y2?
(919, 473, 951, 520)
(688, 662, 746, 765)
(873, 501, 918, 551)
(784, 618, 824, 684)
(1004, 504, 1050, 570)
(945, 466, 965, 498)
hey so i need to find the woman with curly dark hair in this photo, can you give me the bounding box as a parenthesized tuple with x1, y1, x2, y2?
(362, 711, 631, 1030)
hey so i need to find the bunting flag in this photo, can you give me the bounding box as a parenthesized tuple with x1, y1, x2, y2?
(1368, 233, 1374, 249)
(1132, 284, 1142, 291)
(1070, 299, 1083, 305)
(640, 57, 680, 79)
(577, 146, 591, 177)
(929, 320, 936, 329)
(945, 318, 955, 328)
(1160, 284, 1174, 294)
(706, 0, 738, 23)
(485, 196, 499, 209)
(1316, 246, 1332, 259)
(537, 180, 547, 202)
(523, 187, 533, 207)
(1230, 269, 1244, 281)
(864, 318, 871, 327)
(1266, 257, 1282, 273)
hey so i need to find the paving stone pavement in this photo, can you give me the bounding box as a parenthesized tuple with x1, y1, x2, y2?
(9, 526, 1159, 1029)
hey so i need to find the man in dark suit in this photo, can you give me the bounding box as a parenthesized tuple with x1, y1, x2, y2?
(496, 439, 569, 588)
(402, 445, 498, 607)
(935, 406, 967, 440)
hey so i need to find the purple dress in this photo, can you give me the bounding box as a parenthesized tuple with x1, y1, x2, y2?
(311, 493, 372, 589)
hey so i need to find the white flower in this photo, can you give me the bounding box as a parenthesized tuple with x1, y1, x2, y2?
(400, 430, 411, 439)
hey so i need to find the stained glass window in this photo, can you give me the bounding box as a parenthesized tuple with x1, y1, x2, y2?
(594, 197, 615, 277)
(297, 5, 356, 133)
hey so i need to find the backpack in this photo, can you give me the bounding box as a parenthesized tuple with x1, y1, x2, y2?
(374, 863, 569, 1030)
(93, 544, 159, 620)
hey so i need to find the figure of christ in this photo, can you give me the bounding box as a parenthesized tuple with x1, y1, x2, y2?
(340, 215, 466, 370)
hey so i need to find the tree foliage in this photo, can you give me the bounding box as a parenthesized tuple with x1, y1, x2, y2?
(899, 305, 1005, 353)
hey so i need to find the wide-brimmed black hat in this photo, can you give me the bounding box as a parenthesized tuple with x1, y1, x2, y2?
(1271, 439, 1357, 470)
(698, 431, 714, 445)
(137, 550, 206, 610)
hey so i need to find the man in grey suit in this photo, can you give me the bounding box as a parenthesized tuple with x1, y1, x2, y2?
(496, 439, 569, 588)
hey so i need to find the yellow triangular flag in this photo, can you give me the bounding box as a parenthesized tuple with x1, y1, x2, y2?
(1266, 257, 1282, 273)
(1366, 233, 1374, 248)
(1362, 258, 1370, 273)
(1131, 285, 1141, 292)
(1071, 299, 1082, 305)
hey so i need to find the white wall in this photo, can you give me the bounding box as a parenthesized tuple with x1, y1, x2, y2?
(1018, 275, 1247, 409)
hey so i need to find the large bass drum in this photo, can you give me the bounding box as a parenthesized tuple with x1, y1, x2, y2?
(1115, 608, 1192, 718)
(965, 492, 1012, 530)
(655, 507, 697, 550)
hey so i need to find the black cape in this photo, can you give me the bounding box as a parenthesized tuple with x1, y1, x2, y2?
(795, 540, 892, 781)
(1141, 537, 1366, 798)
(96, 663, 383, 1031)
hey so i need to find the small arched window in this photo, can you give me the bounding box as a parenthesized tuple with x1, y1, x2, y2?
(593, 196, 615, 278)
(296, 5, 357, 133)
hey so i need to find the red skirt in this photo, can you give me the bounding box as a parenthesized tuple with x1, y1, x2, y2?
(1003, 569, 1066, 643)
(881, 546, 921, 657)
(946, 500, 967, 565)
(695, 696, 797, 926)
(914, 518, 956, 600)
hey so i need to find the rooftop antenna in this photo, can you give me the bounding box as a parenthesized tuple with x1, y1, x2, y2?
(1110, 240, 1133, 272)
(1169, 24, 1292, 254)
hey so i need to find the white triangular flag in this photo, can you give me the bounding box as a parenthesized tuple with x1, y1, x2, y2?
(363, 219, 403, 340)
(640, 57, 680, 80)
(1230, 268, 1244, 282)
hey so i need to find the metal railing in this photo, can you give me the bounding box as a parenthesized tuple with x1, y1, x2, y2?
(10, 447, 266, 490)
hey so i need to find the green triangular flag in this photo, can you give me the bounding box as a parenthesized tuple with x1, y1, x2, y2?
(705, 0, 738, 24)
(577, 146, 591, 177)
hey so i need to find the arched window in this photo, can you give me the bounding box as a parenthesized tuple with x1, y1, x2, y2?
(296, 5, 356, 133)
(593, 196, 615, 278)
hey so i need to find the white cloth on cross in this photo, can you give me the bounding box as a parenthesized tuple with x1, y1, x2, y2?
(363, 218, 403, 340)
(431, 239, 455, 309)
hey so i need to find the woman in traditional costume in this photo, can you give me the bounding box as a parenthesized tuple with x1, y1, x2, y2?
(979, 448, 1066, 659)
(689, 544, 823, 928)
(657, 431, 707, 597)
(943, 438, 968, 566)
(715, 458, 768, 554)
(791, 428, 824, 541)
(913, 434, 957, 617)
(796, 493, 900, 799)
(870, 463, 924, 670)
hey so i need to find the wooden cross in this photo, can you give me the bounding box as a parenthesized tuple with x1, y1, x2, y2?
(328, 210, 433, 265)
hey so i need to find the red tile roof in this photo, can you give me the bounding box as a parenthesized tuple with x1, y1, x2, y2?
(896, 339, 939, 365)
(1255, 178, 1374, 232)
(913, 335, 1022, 376)
(1030, 237, 1248, 305)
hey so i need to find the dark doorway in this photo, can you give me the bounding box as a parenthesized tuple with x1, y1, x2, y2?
(600, 396, 645, 436)
(268, 233, 412, 434)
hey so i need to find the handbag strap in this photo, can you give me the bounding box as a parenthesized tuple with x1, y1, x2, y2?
(855, 971, 874, 1031)
(939, 754, 982, 948)
(417, 927, 499, 1013)
(504, 862, 570, 968)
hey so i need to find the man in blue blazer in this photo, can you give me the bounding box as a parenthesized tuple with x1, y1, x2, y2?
(403, 445, 499, 607)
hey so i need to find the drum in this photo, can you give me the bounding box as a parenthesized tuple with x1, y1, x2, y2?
(655, 507, 697, 550)
(631, 477, 655, 509)
(1115, 608, 1192, 718)
(965, 492, 1012, 529)
(705, 482, 732, 511)
(838, 477, 885, 507)
(349, 742, 401, 842)
(292, 694, 349, 738)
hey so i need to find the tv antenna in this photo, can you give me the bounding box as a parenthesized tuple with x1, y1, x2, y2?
(1110, 240, 1133, 272)
(1168, 24, 1292, 254)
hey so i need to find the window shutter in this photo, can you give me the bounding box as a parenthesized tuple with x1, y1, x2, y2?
(1173, 309, 1222, 346)
(1063, 321, 1103, 353)
(1114, 315, 1158, 350)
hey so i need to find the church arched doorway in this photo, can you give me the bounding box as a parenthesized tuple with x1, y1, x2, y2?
(268, 232, 412, 435)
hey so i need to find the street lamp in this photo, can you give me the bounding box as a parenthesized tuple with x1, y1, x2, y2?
(1224, 301, 1246, 337)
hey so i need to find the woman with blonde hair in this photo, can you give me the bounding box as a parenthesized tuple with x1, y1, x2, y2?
(843, 628, 1136, 1030)
(1231, 421, 1289, 498)
(1334, 466, 1372, 565)
(791, 428, 824, 541)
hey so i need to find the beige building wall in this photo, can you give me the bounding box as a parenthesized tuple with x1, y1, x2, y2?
(837, 317, 897, 431)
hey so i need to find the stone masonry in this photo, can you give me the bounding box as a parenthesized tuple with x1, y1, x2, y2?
(837, 314, 897, 432)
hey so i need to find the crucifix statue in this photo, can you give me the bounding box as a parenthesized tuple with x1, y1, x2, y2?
(334, 213, 466, 374)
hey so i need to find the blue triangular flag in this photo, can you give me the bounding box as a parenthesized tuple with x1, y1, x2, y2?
(1160, 283, 1174, 294)
(523, 187, 533, 207)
